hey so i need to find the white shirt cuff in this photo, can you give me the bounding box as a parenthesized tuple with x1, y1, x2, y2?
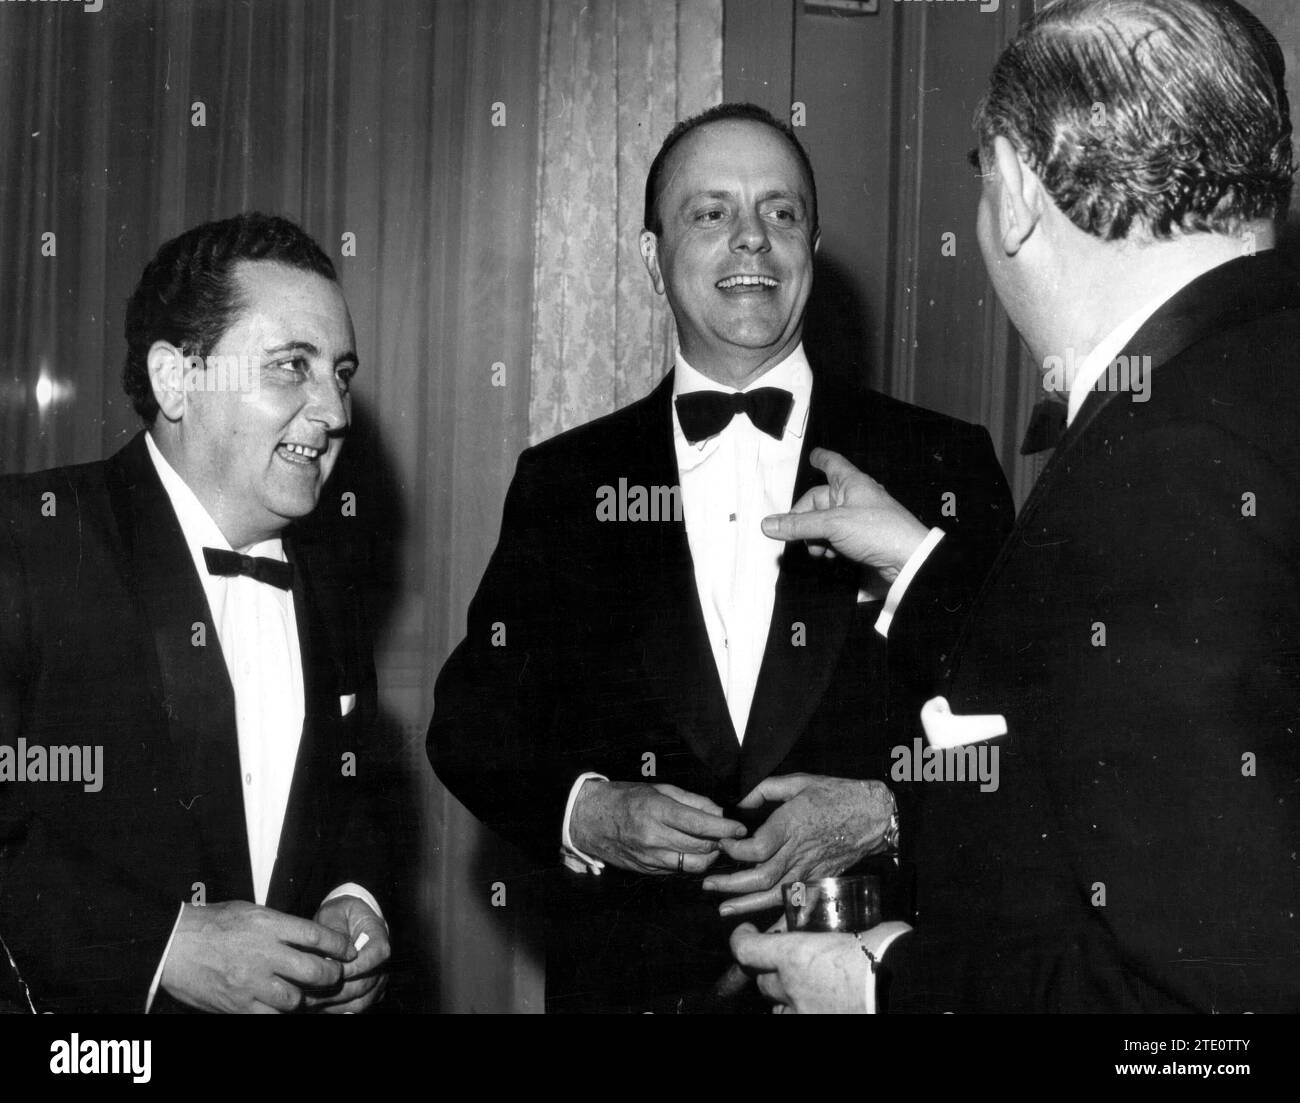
(874, 528, 945, 638)
(863, 921, 913, 1014)
(146, 902, 187, 1013)
(561, 772, 608, 874)
(323, 883, 386, 929)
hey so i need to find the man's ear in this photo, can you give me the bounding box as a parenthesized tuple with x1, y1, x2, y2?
(991, 135, 1043, 257)
(147, 341, 189, 422)
(639, 230, 665, 294)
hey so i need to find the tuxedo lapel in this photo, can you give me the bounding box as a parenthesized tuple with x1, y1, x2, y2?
(632, 374, 743, 785)
(737, 380, 862, 797)
(105, 433, 254, 902)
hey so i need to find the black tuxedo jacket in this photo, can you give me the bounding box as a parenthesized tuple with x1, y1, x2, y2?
(429, 369, 1013, 1012)
(887, 251, 1300, 1013)
(0, 432, 390, 1013)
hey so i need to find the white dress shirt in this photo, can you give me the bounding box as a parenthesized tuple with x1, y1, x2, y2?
(561, 344, 937, 872)
(674, 346, 813, 743)
(146, 432, 305, 906)
(142, 433, 378, 1009)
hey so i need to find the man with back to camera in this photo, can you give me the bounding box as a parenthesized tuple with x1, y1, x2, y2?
(734, 0, 1300, 1013)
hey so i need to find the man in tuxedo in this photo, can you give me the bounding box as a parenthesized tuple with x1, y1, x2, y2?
(734, 0, 1300, 1013)
(429, 103, 1013, 1012)
(0, 212, 392, 1013)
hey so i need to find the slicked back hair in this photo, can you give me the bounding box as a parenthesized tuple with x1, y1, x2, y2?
(643, 102, 819, 237)
(977, 0, 1295, 241)
(123, 212, 338, 423)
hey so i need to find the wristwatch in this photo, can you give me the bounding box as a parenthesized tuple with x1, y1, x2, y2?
(867, 793, 901, 858)
(881, 805, 901, 855)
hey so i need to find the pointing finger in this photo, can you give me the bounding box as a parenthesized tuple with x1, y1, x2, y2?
(761, 508, 846, 543)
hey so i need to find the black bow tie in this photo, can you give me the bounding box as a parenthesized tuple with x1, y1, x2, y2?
(675, 387, 795, 444)
(203, 547, 294, 590)
(1019, 398, 1069, 455)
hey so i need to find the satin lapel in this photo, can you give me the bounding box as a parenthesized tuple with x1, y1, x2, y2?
(267, 537, 338, 914)
(634, 373, 743, 785)
(738, 381, 862, 797)
(105, 433, 254, 902)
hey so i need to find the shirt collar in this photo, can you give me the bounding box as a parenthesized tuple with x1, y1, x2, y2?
(672, 343, 813, 444)
(1065, 299, 1164, 427)
(1065, 255, 1244, 426)
(143, 431, 286, 567)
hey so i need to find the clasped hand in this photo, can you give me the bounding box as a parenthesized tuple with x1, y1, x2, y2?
(568, 773, 894, 921)
(160, 895, 389, 1014)
(703, 773, 895, 917)
(569, 779, 747, 874)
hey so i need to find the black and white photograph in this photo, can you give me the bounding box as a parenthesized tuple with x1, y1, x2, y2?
(0, 0, 1296, 1084)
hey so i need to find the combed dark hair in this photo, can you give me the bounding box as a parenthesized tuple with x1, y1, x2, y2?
(977, 0, 1295, 241)
(122, 212, 338, 422)
(643, 102, 819, 236)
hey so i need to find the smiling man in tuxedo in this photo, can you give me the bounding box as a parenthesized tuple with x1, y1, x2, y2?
(735, 0, 1300, 1013)
(0, 212, 391, 1013)
(429, 103, 1013, 1013)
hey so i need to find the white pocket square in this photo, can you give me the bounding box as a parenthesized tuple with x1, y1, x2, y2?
(339, 693, 357, 717)
(921, 695, 1007, 749)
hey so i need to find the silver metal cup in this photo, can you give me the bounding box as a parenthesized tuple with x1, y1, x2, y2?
(782, 875, 882, 933)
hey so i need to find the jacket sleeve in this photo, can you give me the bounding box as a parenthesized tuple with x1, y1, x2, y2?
(426, 449, 586, 862)
(886, 423, 1015, 688)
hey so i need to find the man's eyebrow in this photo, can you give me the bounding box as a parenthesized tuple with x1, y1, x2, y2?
(263, 340, 359, 367)
(679, 188, 806, 208)
(681, 189, 736, 205)
(756, 189, 806, 207)
(264, 340, 320, 357)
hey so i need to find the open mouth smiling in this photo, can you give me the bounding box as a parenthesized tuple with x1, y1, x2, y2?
(716, 274, 780, 291)
(276, 441, 324, 465)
